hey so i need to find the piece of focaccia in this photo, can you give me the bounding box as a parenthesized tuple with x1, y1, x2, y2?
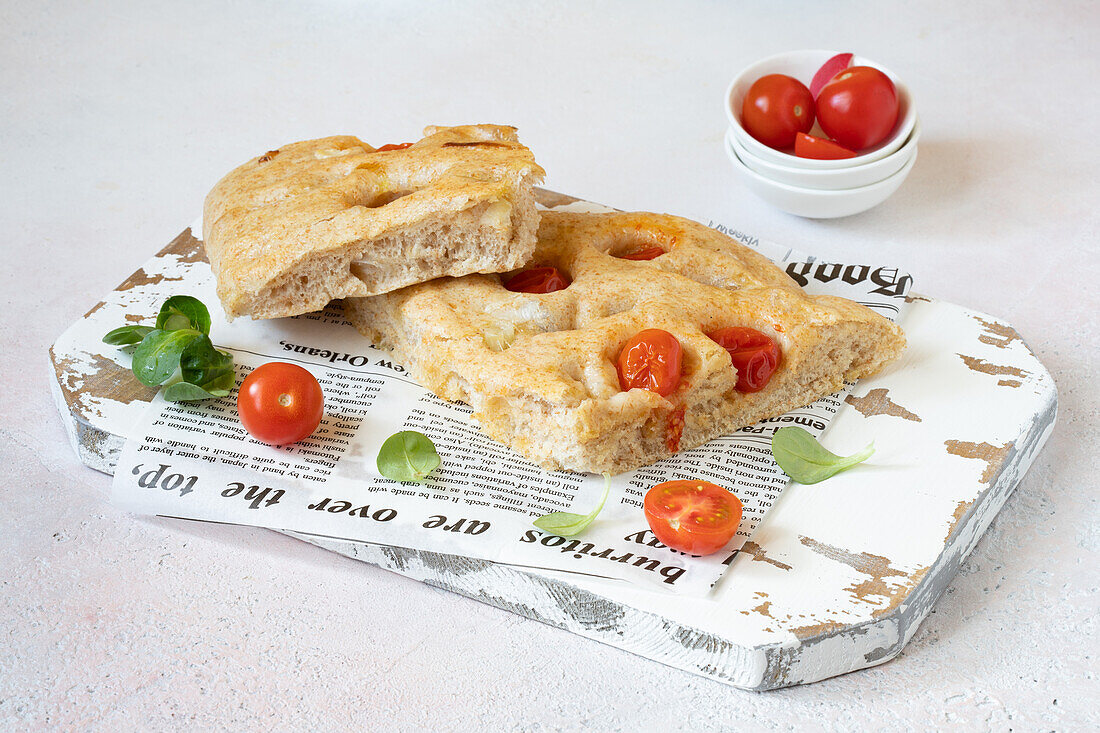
(345, 210, 906, 474)
(203, 124, 544, 320)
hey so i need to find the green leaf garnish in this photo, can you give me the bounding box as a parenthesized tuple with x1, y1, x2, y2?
(103, 296, 233, 402)
(162, 381, 230, 401)
(156, 295, 211, 334)
(377, 430, 441, 482)
(770, 427, 874, 484)
(102, 325, 155, 346)
(179, 336, 234, 393)
(533, 474, 611, 537)
(131, 329, 203, 386)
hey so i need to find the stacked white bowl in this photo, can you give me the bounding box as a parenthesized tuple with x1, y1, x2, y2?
(725, 50, 919, 218)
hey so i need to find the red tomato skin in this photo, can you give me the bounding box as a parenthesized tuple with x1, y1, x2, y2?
(816, 66, 899, 150)
(740, 74, 815, 149)
(375, 142, 413, 151)
(503, 266, 570, 294)
(644, 480, 743, 556)
(665, 406, 685, 453)
(237, 362, 324, 446)
(707, 327, 781, 392)
(619, 246, 665, 261)
(617, 329, 683, 397)
(794, 133, 858, 160)
(810, 52, 854, 99)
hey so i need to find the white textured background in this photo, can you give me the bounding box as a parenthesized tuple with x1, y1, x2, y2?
(3, 1, 1097, 730)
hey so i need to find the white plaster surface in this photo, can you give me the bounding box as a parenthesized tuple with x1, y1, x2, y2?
(2, 1, 1097, 729)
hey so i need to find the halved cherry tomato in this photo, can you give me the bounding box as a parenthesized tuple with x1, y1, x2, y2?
(617, 329, 682, 397)
(237, 362, 324, 445)
(644, 480, 743, 556)
(503, 266, 570, 294)
(810, 52, 854, 99)
(707, 327, 781, 392)
(375, 142, 413, 151)
(816, 66, 898, 150)
(794, 133, 858, 160)
(619, 246, 665, 261)
(740, 74, 815, 149)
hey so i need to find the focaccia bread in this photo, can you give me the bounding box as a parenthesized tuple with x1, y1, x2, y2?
(345, 210, 906, 474)
(203, 124, 545, 320)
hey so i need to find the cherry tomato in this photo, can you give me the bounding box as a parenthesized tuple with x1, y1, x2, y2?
(644, 480, 743, 556)
(707, 327, 781, 392)
(617, 329, 683, 397)
(503, 266, 570, 294)
(794, 133, 857, 160)
(816, 66, 898, 150)
(619, 246, 665, 261)
(740, 74, 815, 149)
(375, 142, 413, 152)
(237, 362, 324, 445)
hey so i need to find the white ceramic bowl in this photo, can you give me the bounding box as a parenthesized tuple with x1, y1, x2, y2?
(725, 50, 916, 170)
(726, 117, 920, 191)
(725, 139, 918, 218)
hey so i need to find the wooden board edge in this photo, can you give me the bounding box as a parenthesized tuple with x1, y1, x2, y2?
(764, 385, 1057, 687)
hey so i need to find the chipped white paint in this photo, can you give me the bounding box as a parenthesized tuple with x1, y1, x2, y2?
(49, 207, 1057, 689)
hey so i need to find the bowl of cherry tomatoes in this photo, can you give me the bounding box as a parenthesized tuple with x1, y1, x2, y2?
(723, 50, 918, 217)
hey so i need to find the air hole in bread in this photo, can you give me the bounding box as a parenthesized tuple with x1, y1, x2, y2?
(667, 260, 746, 290)
(573, 297, 632, 326)
(606, 227, 678, 260)
(350, 260, 381, 288)
(359, 189, 413, 209)
(500, 263, 572, 295)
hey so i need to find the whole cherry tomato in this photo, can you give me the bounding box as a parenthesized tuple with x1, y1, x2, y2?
(619, 246, 665, 261)
(816, 66, 898, 150)
(740, 74, 815, 149)
(375, 142, 413, 151)
(237, 362, 324, 445)
(644, 480, 743, 556)
(503, 266, 570, 294)
(617, 329, 683, 397)
(794, 133, 858, 160)
(707, 327, 781, 392)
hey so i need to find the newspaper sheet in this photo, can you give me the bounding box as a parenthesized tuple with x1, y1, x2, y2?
(111, 205, 911, 596)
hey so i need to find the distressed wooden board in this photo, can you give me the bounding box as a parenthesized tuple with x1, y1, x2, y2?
(50, 189, 1057, 690)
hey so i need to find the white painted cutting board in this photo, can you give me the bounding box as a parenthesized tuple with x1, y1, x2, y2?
(50, 189, 1056, 690)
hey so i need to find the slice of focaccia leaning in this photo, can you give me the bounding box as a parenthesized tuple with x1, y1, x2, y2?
(202, 124, 545, 320)
(345, 210, 906, 475)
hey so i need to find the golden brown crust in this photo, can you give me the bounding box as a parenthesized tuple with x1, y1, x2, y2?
(345, 210, 906, 474)
(203, 124, 545, 319)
